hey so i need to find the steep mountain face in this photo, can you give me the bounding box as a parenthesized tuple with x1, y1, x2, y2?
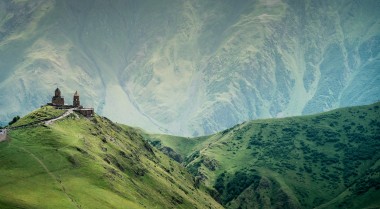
(1, 0, 379, 136)
(0, 107, 222, 209)
(146, 102, 380, 208)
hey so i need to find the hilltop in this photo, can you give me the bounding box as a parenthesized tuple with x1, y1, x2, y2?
(146, 102, 380, 208)
(0, 107, 222, 209)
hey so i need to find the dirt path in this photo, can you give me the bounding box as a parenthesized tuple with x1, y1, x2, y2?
(19, 147, 81, 209)
(1, 108, 75, 143)
(45, 109, 75, 125)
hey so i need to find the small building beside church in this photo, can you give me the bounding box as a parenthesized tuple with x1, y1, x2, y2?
(76, 108, 94, 117)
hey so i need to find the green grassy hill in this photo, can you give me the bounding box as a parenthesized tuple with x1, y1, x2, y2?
(146, 102, 380, 209)
(0, 107, 222, 209)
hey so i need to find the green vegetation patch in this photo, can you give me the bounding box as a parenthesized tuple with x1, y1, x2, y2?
(151, 102, 380, 209)
(10, 106, 65, 128)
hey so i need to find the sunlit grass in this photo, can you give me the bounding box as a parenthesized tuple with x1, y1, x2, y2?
(0, 110, 222, 209)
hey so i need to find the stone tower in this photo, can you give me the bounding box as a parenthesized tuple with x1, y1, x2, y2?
(55, 88, 61, 97)
(51, 88, 64, 106)
(73, 91, 80, 107)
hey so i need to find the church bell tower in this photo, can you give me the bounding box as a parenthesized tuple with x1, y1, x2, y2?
(73, 91, 80, 107)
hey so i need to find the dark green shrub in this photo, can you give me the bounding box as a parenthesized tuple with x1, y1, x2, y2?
(304, 165, 312, 173)
(187, 161, 202, 176)
(150, 140, 162, 147)
(215, 173, 225, 194)
(8, 116, 20, 125)
(224, 172, 259, 204)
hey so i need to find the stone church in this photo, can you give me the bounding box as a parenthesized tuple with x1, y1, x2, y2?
(51, 88, 64, 106)
(48, 88, 94, 117)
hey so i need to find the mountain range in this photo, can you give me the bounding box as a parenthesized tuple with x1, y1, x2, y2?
(1, 0, 379, 136)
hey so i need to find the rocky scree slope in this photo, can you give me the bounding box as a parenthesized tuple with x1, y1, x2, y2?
(0, 0, 379, 136)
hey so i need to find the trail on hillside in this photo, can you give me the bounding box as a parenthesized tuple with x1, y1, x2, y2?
(19, 147, 81, 209)
(1, 109, 75, 144)
(44, 109, 74, 125)
(11, 108, 75, 130)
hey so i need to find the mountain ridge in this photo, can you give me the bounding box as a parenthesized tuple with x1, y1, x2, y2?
(1, 0, 379, 136)
(145, 101, 380, 208)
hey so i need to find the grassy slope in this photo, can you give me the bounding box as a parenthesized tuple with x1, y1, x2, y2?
(145, 134, 209, 160)
(0, 108, 222, 209)
(10, 106, 65, 127)
(147, 102, 380, 209)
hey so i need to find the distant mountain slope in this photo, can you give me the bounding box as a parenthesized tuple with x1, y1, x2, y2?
(1, 0, 380, 136)
(0, 107, 222, 209)
(146, 102, 380, 208)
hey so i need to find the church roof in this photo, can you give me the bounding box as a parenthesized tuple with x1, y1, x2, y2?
(74, 91, 79, 96)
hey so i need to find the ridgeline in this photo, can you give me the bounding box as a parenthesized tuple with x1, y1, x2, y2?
(146, 102, 380, 209)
